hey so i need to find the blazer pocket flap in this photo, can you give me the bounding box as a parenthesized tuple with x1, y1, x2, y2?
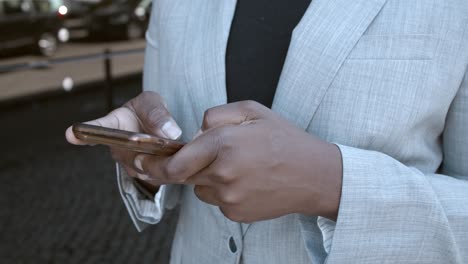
(347, 35, 436, 60)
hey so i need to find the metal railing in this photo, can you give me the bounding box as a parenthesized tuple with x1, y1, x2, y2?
(0, 47, 145, 111)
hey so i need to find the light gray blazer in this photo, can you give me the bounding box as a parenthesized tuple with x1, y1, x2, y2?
(117, 0, 468, 263)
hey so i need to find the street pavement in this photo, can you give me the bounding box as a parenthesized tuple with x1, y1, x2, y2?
(0, 39, 146, 102)
(0, 76, 176, 264)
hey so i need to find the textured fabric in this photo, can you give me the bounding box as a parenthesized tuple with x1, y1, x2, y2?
(225, 0, 312, 108)
(118, 0, 468, 263)
(117, 165, 178, 231)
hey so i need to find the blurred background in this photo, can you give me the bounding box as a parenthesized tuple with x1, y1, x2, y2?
(0, 0, 176, 263)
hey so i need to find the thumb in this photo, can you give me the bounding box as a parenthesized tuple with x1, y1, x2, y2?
(127, 91, 182, 140)
(157, 117, 182, 140)
(201, 100, 268, 132)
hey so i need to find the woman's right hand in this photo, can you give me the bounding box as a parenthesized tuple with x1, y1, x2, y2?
(65, 91, 182, 189)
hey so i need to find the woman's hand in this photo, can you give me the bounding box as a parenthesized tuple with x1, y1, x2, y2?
(65, 91, 181, 190)
(135, 101, 343, 222)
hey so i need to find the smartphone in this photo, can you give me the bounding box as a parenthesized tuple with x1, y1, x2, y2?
(72, 123, 185, 156)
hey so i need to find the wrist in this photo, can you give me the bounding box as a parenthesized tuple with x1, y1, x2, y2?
(300, 141, 343, 221)
(318, 143, 343, 220)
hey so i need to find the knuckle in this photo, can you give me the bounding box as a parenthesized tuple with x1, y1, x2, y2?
(212, 167, 234, 184)
(163, 159, 183, 181)
(202, 108, 217, 130)
(140, 91, 162, 101)
(219, 188, 241, 205)
(239, 100, 259, 112)
(110, 107, 127, 117)
(147, 107, 169, 125)
(129, 91, 165, 114)
(213, 125, 229, 141)
(208, 128, 232, 157)
(238, 100, 269, 118)
(216, 127, 235, 150)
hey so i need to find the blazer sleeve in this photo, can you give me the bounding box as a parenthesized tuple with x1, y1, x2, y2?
(116, 9, 183, 231)
(318, 68, 468, 263)
(117, 164, 181, 232)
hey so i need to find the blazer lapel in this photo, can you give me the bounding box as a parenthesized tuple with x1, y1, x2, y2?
(183, 0, 237, 127)
(272, 0, 388, 130)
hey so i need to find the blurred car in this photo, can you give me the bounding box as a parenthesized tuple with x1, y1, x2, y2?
(0, 0, 69, 56)
(62, 0, 151, 40)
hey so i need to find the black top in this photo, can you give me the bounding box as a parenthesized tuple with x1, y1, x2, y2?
(225, 0, 312, 108)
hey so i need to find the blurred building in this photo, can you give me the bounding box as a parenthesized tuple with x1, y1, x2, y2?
(0, 0, 68, 56)
(61, 0, 151, 40)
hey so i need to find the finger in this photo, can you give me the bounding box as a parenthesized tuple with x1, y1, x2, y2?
(183, 169, 214, 186)
(202, 100, 268, 131)
(89, 108, 138, 130)
(192, 129, 202, 140)
(133, 154, 174, 184)
(65, 126, 84, 145)
(65, 91, 181, 146)
(110, 147, 140, 173)
(124, 157, 164, 185)
(194, 185, 222, 206)
(135, 173, 152, 182)
(184, 157, 233, 186)
(126, 91, 182, 140)
(122, 164, 138, 177)
(110, 147, 172, 184)
(65, 107, 137, 145)
(134, 129, 221, 183)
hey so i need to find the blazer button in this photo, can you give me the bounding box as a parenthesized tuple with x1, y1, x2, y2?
(228, 236, 237, 253)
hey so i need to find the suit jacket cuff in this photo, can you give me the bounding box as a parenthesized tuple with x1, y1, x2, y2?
(317, 143, 373, 258)
(116, 163, 169, 231)
(315, 143, 463, 262)
(316, 216, 336, 254)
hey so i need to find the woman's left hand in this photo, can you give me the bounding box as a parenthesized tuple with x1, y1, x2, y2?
(135, 101, 343, 222)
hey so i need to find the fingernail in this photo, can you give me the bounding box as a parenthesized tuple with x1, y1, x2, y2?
(137, 173, 150, 181)
(161, 120, 182, 140)
(134, 155, 145, 171)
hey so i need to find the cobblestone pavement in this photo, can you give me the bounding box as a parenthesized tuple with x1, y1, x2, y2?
(0, 76, 177, 264)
